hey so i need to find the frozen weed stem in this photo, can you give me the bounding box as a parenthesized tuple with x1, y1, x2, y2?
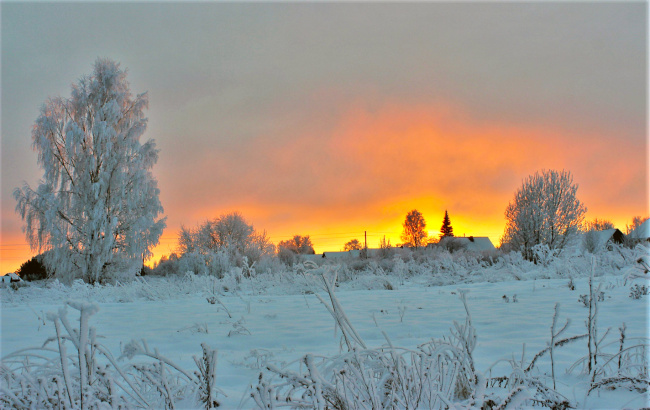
(250, 265, 503, 408)
(0, 300, 225, 409)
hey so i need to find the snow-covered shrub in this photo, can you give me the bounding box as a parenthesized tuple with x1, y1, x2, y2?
(532, 243, 560, 267)
(346, 256, 374, 272)
(629, 284, 649, 299)
(7, 280, 29, 292)
(174, 251, 208, 276)
(352, 274, 397, 291)
(254, 254, 284, 275)
(496, 250, 530, 269)
(392, 254, 408, 284)
(583, 230, 602, 254)
(175, 213, 275, 278)
(178, 213, 274, 264)
(220, 267, 244, 293)
(172, 250, 232, 278)
(476, 249, 500, 267)
(440, 237, 466, 253)
(100, 256, 143, 284)
(378, 235, 394, 258)
(276, 245, 297, 266)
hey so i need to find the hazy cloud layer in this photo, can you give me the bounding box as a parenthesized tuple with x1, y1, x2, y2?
(1, 2, 646, 269)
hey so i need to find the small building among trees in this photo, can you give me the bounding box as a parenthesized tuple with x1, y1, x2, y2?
(1, 273, 22, 284)
(435, 236, 496, 253)
(579, 228, 625, 254)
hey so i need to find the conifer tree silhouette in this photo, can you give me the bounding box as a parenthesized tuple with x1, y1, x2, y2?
(440, 210, 454, 238)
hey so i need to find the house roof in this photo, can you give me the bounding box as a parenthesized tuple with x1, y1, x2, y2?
(439, 236, 495, 252)
(1, 273, 21, 282)
(322, 251, 353, 259)
(585, 228, 624, 249)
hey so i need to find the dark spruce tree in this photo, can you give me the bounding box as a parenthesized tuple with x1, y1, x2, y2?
(16, 255, 50, 281)
(440, 210, 454, 238)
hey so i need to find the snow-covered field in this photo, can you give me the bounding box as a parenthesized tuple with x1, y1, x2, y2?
(2, 249, 649, 409)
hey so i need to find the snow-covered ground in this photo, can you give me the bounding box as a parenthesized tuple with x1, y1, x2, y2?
(2, 249, 649, 408)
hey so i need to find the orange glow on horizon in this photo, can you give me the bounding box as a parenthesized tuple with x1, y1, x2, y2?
(2, 99, 646, 274)
(3, 210, 646, 274)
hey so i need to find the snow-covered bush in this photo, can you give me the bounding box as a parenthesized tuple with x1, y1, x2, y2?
(253, 254, 285, 275)
(496, 250, 530, 269)
(629, 284, 649, 299)
(177, 212, 274, 272)
(392, 254, 408, 284)
(583, 230, 602, 254)
(532, 243, 560, 267)
(166, 250, 232, 278)
(276, 246, 297, 266)
(439, 237, 466, 253)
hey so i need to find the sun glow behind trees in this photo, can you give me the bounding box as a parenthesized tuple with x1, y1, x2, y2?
(1, 3, 646, 274)
(3, 109, 646, 273)
(4, 83, 648, 272)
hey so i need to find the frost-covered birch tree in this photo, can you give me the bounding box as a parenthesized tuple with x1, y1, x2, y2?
(401, 209, 427, 249)
(501, 169, 586, 260)
(14, 58, 166, 284)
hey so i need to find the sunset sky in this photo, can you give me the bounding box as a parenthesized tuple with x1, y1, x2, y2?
(1, 2, 647, 273)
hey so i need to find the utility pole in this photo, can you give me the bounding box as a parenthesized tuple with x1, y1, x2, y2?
(364, 231, 368, 259)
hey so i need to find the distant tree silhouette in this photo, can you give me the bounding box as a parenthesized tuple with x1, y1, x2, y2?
(401, 210, 427, 249)
(344, 239, 362, 251)
(583, 218, 614, 232)
(626, 216, 649, 235)
(177, 212, 275, 262)
(16, 255, 50, 281)
(278, 235, 315, 254)
(439, 210, 454, 238)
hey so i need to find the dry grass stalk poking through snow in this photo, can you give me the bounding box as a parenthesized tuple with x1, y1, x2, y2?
(250, 263, 532, 409)
(0, 300, 224, 409)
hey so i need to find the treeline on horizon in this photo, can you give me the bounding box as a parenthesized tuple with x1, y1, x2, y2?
(9, 58, 649, 285)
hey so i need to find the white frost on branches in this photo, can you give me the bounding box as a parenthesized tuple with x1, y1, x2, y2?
(502, 169, 586, 261)
(14, 58, 166, 283)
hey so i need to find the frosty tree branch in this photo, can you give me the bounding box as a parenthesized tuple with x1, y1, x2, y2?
(13, 58, 166, 284)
